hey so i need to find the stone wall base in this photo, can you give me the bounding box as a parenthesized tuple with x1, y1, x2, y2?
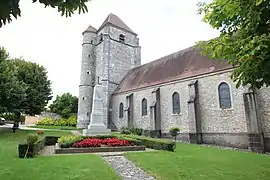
(175, 132, 249, 149)
(248, 133, 264, 153)
(143, 130, 161, 138)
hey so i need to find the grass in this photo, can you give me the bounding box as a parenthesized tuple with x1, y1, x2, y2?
(125, 143, 270, 180)
(29, 125, 77, 130)
(0, 127, 120, 180)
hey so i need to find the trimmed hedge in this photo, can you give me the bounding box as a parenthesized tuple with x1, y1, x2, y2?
(124, 134, 176, 151)
(18, 138, 45, 158)
(45, 136, 60, 145)
(18, 136, 60, 158)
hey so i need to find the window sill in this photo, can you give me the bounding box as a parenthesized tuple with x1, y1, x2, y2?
(171, 113, 182, 116)
(215, 108, 234, 111)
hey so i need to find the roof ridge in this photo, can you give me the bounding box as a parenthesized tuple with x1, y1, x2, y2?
(97, 13, 137, 35)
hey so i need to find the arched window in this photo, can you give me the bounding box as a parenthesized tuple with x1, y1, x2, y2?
(218, 82, 232, 109)
(119, 103, 124, 118)
(142, 98, 147, 116)
(172, 92, 180, 114)
(119, 34, 125, 42)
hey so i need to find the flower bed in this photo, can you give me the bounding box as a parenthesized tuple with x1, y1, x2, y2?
(72, 138, 131, 148)
(55, 135, 146, 154)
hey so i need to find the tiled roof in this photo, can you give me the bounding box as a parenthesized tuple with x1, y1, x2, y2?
(113, 46, 233, 94)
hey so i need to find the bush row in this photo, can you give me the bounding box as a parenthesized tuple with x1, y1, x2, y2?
(120, 126, 143, 136)
(18, 136, 60, 158)
(18, 138, 45, 158)
(123, 134, 176, 152)
(0, 113, 25, 123)
(36, 116, 77, 127)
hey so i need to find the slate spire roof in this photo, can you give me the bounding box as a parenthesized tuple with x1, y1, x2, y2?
(98, 13, 137, 35)
(83, 25, 97, 34)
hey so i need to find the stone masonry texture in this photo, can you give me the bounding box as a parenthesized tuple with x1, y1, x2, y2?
(79, 14, 270, 151)
(111, 70, 270, 149)
(78, 20, 141, 129)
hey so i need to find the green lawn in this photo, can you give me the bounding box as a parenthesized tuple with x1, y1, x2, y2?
(125, 143, 270, 180)
(0, 128, 119, 180)
(29, 125, 77, 130)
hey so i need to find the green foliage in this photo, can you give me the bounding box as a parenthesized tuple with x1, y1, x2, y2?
(0, 0, 90, 28)
(26, 134, 38, 145)
(19, 136, 45, 158)
(120, 126, 143, 136)
(124, 134, 176, 151)
(196, 0, 270, 89)
(67, 115, 77, 127)
(169, 127, 180, 137)
(37, 116, 77, 127)
(57, 135, 83, 148)
(36, 130, 45, 135)
(49, 93, 78, 118)
(0, 48, 27, 114)
(0, 112, 16, 121)
(10, 59, 53, 115)
(120, 127, 131, 135)
(36, 117, 54, 126)
(0, 47, 52, 116)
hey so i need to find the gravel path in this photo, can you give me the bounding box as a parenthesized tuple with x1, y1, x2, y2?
(102, 156, 155, 180)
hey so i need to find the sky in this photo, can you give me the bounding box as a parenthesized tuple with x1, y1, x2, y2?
(0, 0, 219, 102)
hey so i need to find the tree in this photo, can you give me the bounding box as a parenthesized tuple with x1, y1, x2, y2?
(9, 59, 53, 115)
(0, 47, 52, 118)
(49, 93, 78, 118)
(0, 47, 27, 115)
(196, 0, 270, 89)
(0, 0, 90, 27)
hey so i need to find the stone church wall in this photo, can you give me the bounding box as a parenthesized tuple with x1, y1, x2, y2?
(111, 70, 270, 149)
(256, 86, 270, 151)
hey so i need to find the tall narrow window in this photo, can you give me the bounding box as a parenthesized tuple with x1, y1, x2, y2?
(99, 34, 103, 42)
(119, 102, 124, 118)
(142, 98, 147, 116)
(218, 82, 232, 109)
(172, 92, 180, 114)
(119, 34, 125, 42)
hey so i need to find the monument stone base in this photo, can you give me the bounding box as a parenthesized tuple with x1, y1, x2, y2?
(83, 126, 111, 136)
(82, 84, 111, 136)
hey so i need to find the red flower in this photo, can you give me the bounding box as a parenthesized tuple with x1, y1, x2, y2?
(72, 138, 132, 148)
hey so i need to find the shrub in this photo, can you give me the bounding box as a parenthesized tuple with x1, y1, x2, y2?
(45, 136, 60, 145)
(129, 126, 143, 136)
(18, 136, 60, 158)
(18, 137, 45, 158)
(36, 117, 54, 126)
(57, 135, 83, 148)
(36, 130, 45, 135)
(26, 134, 38, 145)
(0, 112, 16, 122)
(23, 134, 39, 158)
(36, 116, 77, 127)
(67, 115, 77, 127)
(120, 127, 131, 135)
(169, 127, 180, 141)
(124, 134, 176, 151)
(54, 118, 67, 126)
(120, 126, 143, 136)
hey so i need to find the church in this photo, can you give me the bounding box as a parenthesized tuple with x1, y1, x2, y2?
(77, 13, 270, 153)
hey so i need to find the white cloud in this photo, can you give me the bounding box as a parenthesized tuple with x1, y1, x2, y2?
(0, 0, 219, 100)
